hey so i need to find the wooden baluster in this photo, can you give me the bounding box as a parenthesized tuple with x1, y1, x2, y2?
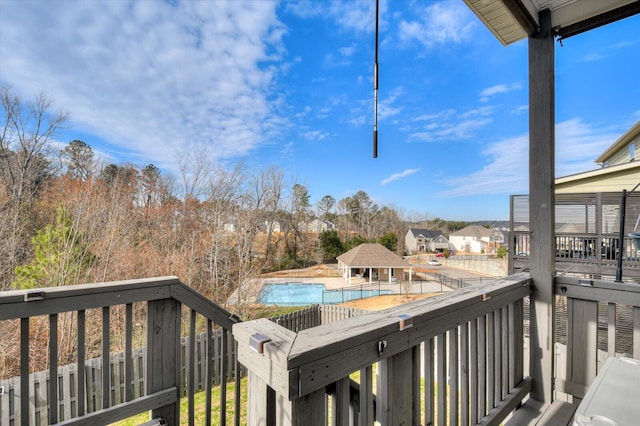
(124, 303, 133, 402)
(188, 309, 196, 425)
(478, 314, 487, 420)
(20, 318, 29, 426)
(332, 378, 350, 425)
(607, 303, 616, 358)
(205, 320, 213, 426)
(501, 305, 509, 399)
(377, 348, 414, 425)
(220, 327, 228, 425)
(49, 313, 58, 424)
(494, 309, 502, 406)
(469, 317, 479, 426)
(102, 307, 110, 410)
(487, 311, 495, 410)
(77, 310, 86, 416)
(437, 332, 447, 426)
(634, 306, 640, 360)
(360, 365, 374, 425)
(424, 338, 435, 426)
(567, 297, 598, 402)
(448, 327, 459, 426)
(460, 322, 470, 425)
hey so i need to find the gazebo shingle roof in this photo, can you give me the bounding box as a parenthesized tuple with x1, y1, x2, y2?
(336, 243, 410, 268)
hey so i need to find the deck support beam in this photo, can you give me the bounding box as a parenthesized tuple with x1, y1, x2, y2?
(528, 8, 556, 405)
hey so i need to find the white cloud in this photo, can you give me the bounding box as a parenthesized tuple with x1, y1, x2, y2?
(338, 46, 356, 57)
(381, 168, 421, 185)
(302, 130, 330, 141)
(378, 88, 403, 120)
(287, 0, 381, 33)
(577, 39, 637, 63)
(479, 82, 523, 102)
(408, 106, 493, 143)
(398, 2, 475, 48)
(0, 1, 287, 170)
(555, 119, 621, 176)
(438, 119, 620, 197)
(511, 105, 528, 116)
(349, 115, 367, 126)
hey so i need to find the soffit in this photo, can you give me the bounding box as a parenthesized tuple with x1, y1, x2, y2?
(463, 0, 640, 45)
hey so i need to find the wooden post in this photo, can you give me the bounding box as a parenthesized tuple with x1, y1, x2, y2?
(233, 319, 312, 425)
(528, 7, 556, 405)
(146, 298, 181, 424)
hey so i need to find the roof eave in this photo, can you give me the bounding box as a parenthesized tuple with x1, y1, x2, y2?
(463, 0, 538, 46)
(595, 120, 640, 164)
(464, 0, 640, 46)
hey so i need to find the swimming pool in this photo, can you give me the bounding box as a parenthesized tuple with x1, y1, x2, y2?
(259, 282, 392, 306)
(259, 283, 325, 306)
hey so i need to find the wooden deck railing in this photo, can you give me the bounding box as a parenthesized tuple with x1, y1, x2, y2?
(0, 277, 242, 426)
(234, 274, 533, 425)
(554, 276, 640, 403)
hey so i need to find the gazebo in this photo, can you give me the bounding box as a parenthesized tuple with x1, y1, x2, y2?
(336, 243, 413, 286)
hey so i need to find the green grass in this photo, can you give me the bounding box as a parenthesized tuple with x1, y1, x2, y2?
(110, 378, 247, 425)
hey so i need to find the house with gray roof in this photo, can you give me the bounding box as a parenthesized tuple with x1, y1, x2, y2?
(404, 228, 450, 254)
(336, 243, 413, 286)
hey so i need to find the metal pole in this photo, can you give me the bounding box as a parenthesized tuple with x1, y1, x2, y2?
(372, 0, 379, 158)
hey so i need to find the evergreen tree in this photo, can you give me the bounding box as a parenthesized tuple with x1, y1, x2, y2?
(319, 229, 343, 262)
(378, 231, 398, 252)
(13, 205, 95, 289)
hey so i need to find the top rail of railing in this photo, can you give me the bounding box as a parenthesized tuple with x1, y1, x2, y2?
(0, 276, 241, 329)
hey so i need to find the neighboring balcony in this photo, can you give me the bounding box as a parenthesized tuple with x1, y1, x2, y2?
(510, 192, 640, 281)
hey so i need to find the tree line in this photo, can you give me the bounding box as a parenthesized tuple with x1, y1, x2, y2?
(1, 87, 478, 377)
(0, 87, 420, 299)
(1, 87, 477, 298)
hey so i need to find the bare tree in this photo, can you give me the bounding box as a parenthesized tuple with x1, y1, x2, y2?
(176, 149, 213, 204)
(203, 163, 245, 302)
(0, 86, 68, 204)
(0, 87, 68, 288)
(244, 166, 284, 271)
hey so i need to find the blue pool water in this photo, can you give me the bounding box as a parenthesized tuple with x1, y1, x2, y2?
(259, 283, 326, 306)
(259, 282, 392, 306)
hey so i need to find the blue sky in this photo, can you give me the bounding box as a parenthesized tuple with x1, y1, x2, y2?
(1, 1, 638, 221)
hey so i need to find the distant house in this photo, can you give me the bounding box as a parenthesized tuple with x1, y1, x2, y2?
(336, 243, 413, 285)
(260, 219, 281, 234)
(301, 218, 335, 233)
(404, 228, 450, 254)
(449, 225, 504, 254)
